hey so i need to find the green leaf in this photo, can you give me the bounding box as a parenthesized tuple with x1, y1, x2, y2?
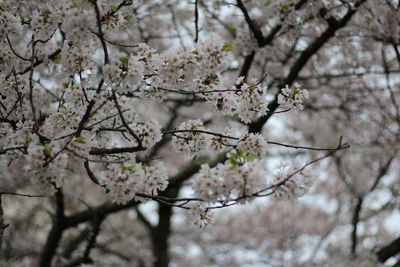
(23, 137, 32, 146)
(280, 4, 290, 12)
(247, 156, 255, 162)
(52, 53, 61, 64)
(43, 145, 52, 155)
(228, 158, 238, 167)
(75, 137, 86, 143)
(119, 56, 129, 65)
(126, 165, 135, 172)
(222, 42, 234, 52)
(110, 5, 118, 12)
(75, 58, 83, 67)
(193, 124, 202, 130)
(227, 26, 237, 34)
(42, 10, 51, 19)
(237, 149, 245, 157)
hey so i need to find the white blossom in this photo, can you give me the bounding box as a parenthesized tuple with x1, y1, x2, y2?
(192, 156, 266, 202)
(237, 133, 267, 158)
(99, 161, 168, 204)
(131, 120, 163, 147)
(171, 120, 209, 154)
(209, 127, 237, 151)
(24, 141, 69, 194)
(277, 83, 309, 111)
(272, 163, 314, 201)
(188, 202, 215, 228)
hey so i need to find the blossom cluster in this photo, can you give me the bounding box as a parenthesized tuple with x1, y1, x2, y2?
(140, 35, 234, 101)
(188, 152, 315, 226)
(171, 120, 209, 153)
(171, 120, 269, 157)
(31, 6, 60, 40)
(198, 77, 270, 123)
(237, 133, 268, 158)
(99, 161, 168, 204)
(61, 42, 97, 76)
(0, 11, 22, 40)
(103, 52, 146, 94)
(271, 163, 314, 201)
(130, 120, 163, 147)
(192, 158, 265, 202)
(0, 0, 314, 229)
(209, 127, 236, 150)
(24, 141, 69, 194)
(188, 202, 215, 228)
(277, 83, 309, 111)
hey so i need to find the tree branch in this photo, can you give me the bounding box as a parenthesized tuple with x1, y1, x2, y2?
(39, 189, 66, 267)
(248, 0, 367, 134)
(351, 197, 363, 255)
(0, 194, 4, 250)
(377, 236, 400, 263)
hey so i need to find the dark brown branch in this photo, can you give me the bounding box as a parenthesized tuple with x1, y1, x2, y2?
(91, 0, 109, 64)
(248, 0, 367, 134)
(29, 35, 37, 121)
(164, 129, 239, 140)
(239, 51, 255, 79)
(153, 202, 173, 267)
(0, 191, 47, 198)
(81, 216, 104, 264)
(381, 46, 400, 123)
(377, 236, 400, 263)
(103, 0, 133, 20)
(135, 207, 154, 231)
(236, 0, 308, 47)
(335, 156, 359, 197)
(267, 140, 350, 151)
(351, 197, 363, 255)
(111, 89, 143, 148)
(84, 160, 102, 186)
(63, 216, 104, 267)
(103, 37, 138, 48)
(392, 42, 400, 68)
(194, 0, 199, 43)
(39, 189, 66, 267)
(0, 194, 4, 250)
(62, 228, 91, 259)
(146, 103, 181, 162)
(63, 200, 138, 229)
(297, 69, 400, 80)
(6, 35, 30, 61)
(236, 0, 265, 46)
(89, 145, 145, 155)
(74, 71, 105, 137)
(369, 157, 394, 192)
(6, 49, 62, 79)
(157, 87, 238, 95)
